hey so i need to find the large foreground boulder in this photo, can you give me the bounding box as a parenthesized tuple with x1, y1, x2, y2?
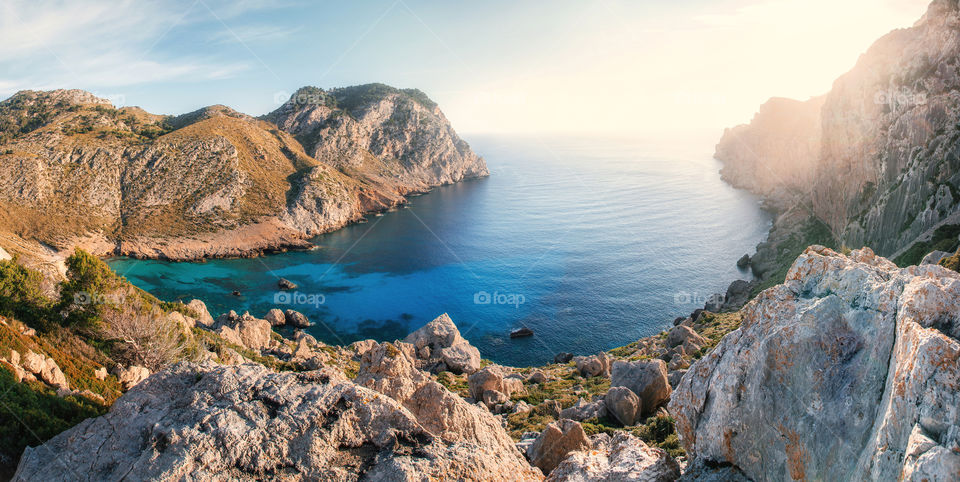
(671, 246, 960, 481)
(527, 419, 592, 475)
(14, 363, 541, 481)
(404, 313, 482, 374)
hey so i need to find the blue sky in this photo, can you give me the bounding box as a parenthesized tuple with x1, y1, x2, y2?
(0, 0, 931, 134)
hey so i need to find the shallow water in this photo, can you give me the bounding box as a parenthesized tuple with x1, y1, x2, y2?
(109, 134, 771, 366)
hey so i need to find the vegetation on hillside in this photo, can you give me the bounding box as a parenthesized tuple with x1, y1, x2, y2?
(894, 224, 960, 267)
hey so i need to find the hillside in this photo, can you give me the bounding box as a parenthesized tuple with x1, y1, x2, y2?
(716, 0, 960, 275)
(0, 85, 487, 264)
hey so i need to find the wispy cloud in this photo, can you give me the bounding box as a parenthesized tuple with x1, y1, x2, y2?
(0, 0, 292, 96)
(208, 24, 303, 45)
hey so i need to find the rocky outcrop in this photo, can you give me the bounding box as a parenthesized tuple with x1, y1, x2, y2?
(671, 246, 960, 481)
(716, 1, 960, 257)
(14, 363, 541, 481)
(547, 433, 680, 482)
(573, 352, 611, 378)
(0, 85, 486, 262)
(605, 386, 642, 426)
(212, 312, 272, 351)
(403, 313, 482, 374)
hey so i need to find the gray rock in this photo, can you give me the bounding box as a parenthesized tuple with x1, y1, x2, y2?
(403, 313, 481, 374)
(921, 250, 952, 265)
(186, 299, 215, 327)
(668, 369, 687, 389)
(277, 278, 297, 290)
(666, 325, 706, 349)
(15, 363, 540, 481)
(263, 308, 286, 327)
(559, 398, 606, 422)
(283, 309, 311, 328)
(611, 359, 671, 416)
(547, 432, 680, 481)
(113, 365, 149, 390)
(468, 366, 504, 401)
(528, 419, 592, 475)
(671, 246, 960, 481)
(573, 352, 610, 378)
(605, 386, 641, 426)
(720, 279, 753, 311)
(736, 253, 751, 268)
(554, 352, 574, 364)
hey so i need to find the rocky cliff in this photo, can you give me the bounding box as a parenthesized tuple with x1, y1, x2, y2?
(716, 0, 960, 259)
(672, 246, 960, 480)
(0, 84, 486, 263)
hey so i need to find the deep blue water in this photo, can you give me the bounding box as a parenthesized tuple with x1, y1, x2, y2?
(108, 135, 771, 366)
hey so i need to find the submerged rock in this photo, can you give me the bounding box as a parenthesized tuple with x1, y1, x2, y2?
(671, 246, 960, 481)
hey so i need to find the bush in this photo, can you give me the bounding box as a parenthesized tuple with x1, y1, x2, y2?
(939, 249, 960, 272)
(58, 249, 121, 329)
(0, 258, 51, 327)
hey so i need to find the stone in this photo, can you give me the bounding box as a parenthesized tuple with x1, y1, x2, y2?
(94, 367, 107, 381)
(668, 369, 687, 389)
(114, 365, 150, 390)
(403, 313, 482, 374)
(673, 316, 686, 326)
(736, 253, 751, 268)
(539, 400, 562, 419)
(671, 246, 960, 481)
(610, 359, 671, 416)
(721, 279, 753, 311)
(666, 325, 706, 349)
(21, 350, 44, 375)
(14, 363, 540, 481)
(186, 299, 215, 327)
(605, 386, 641, 426)
(41, 357, 69, 389)
(573, 352, 610, 378)
(283, 309, 311, 328)
(9, 349, 19, 366)
(546, 432, 680, 481)
(513, 400, 533, 414)
(921, 250, 952, 265)
(528, 370, 548, 384)
(559, 398, 606, 422)
(277, 278, 297, 290)
(527, 419, 592, 475)
(349, 339, 377, 356)
(0, 246, 10, 261)
(263, 308, 286, 327)
(482, 389, 509, 407)
(468, 366, 504, 401)
(215, 314, 272, 352)
(553, 352, 574, 364)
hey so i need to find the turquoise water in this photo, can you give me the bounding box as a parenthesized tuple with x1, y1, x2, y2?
(108, 135, 771, 366)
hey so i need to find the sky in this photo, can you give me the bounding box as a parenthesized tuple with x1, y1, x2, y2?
(0, 0, 932, 136)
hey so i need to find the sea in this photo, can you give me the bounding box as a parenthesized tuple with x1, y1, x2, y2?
(108, 134, 771, 366)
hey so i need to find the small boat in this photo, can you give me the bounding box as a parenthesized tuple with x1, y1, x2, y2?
(510, 327, 534, 338)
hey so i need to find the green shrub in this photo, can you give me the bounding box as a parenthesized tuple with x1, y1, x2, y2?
(0, 258, 51, 327)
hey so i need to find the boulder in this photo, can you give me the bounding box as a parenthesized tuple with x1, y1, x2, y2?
(403, 313, 482, 374)
(610, 359, 671, 416)
(605, 386, 641, 426)
(349, 339, 377, 356)
(186, 299, 215, 327)
(528, 370, 548, 384)
(666, 325, 706, 349)
(14, 363, 541, 481)
(283, 309, 311, 328)
(920, 250, 951, 265)
(0, 246, 10, 261)
(21, 350, 44, 374)
(277, 278, 297, 290)
(483, 389, 509, 407)
(573, 352, 610, 378)
(559, 398, 606, 422)
(94, 367, 108, 381)
(41, 357, 69, 389)
(468, 366, 504, 401)
(553, 352, 574, 364)
(667, 369, 687, 389)
(215, 314, 272, 351)
(263, 308, 286, 327)
(114, 365, 150, 390)
(527, 419, 592, 475)
(721, 279, 753, 311)
(8, 349, 19, 366)
(546, 432, 680, 481)
(737, 253, 751, 268)
(671, 247, 960, 481)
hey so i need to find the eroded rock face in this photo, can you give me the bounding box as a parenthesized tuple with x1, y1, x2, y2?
(671, 246, 960, 481)
(404, 313, 482, 374)
(14, 363, 541, 481)
(546, 433, 680, 482)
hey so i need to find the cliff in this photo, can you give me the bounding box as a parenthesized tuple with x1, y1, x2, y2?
(0, 84, 486, 263)
(716, 0, 960, 260)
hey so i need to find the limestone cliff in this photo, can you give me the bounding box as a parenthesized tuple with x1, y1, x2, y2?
(0, 85, 486, 262)
(716, 0, 960, 258)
